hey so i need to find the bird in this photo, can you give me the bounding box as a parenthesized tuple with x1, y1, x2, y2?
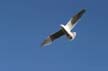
(41, 9, 86, 47)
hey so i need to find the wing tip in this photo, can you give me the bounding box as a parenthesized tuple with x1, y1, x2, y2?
(81, 9, 86, 14)
(41, 36, 52, 47)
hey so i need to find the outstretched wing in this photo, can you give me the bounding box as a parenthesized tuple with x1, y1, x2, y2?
(41, 29, 64, 47)
(65, 9, 86, 31)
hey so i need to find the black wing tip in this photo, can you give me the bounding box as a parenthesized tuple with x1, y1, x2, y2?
(81, 9, 86, 13)
(79, 9, 86, 14)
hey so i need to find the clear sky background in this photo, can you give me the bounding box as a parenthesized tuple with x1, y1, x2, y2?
(0, 0, 108, 71)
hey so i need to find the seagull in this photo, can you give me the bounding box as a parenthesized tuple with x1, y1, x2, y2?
(41, 9, 86, 47)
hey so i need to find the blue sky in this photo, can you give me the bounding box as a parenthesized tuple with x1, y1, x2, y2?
(0, 0, 108, 71)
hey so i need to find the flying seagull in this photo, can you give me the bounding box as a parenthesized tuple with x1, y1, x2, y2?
(41, 9, 86, 47)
